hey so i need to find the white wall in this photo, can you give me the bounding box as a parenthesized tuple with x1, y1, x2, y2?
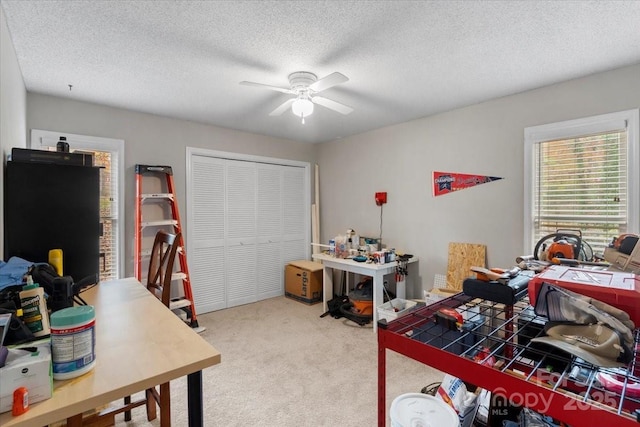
(0, 5, 27, 259)
(317, 63, 640, 297)
(26, 94, 318, 276)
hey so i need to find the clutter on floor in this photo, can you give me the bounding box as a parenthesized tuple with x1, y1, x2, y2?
(309, 277, 376, 326)
(380, 232, 640, 426)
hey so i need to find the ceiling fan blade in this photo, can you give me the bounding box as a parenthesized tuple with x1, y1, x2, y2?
(240, 81, 294, 94)
(269, 98, 296, 116)
(309, 72, 349, 93)
(312, 96, 353, 115)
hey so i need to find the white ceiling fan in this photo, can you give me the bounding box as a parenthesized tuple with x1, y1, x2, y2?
(240, 71, 353, 124)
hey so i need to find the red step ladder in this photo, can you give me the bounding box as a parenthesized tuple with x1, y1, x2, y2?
(134, 164, 203, 332)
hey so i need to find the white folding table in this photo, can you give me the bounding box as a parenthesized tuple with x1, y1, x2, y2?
(312, 253, 418, 332)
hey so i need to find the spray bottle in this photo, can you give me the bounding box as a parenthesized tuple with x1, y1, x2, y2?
(19, 275, 51, 337)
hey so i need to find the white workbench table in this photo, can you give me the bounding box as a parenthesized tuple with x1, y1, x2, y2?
(311, 253, 418, 332)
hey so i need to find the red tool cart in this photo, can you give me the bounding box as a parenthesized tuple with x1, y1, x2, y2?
(378, 293, 640, 426)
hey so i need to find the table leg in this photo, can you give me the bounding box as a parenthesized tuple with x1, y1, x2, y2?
(322, 266, 333, 312)
(396, 275, 406, 300)
(378, 338, 387, 427)
(372, 273, 384, 333)
(187, 371, 203, 427)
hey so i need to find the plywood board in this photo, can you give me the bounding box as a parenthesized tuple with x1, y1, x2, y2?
(446, 242, 486, 291)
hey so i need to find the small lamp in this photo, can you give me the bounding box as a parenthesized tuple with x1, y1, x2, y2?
(291, 97, 314, 124)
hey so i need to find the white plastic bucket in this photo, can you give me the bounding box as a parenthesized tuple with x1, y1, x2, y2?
(390, 393, 459, 427)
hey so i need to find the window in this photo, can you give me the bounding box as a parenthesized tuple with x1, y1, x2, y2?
(30, 130, 124, 281)
(524, 109, 639, 256)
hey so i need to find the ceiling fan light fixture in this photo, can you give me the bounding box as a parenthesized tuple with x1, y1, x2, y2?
(241, 71, 351, 121)
(291, 98, 314, 123)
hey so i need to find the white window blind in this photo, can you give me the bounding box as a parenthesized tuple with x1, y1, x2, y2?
(534, 129, 628, 252)
(524, 109, 639, 256)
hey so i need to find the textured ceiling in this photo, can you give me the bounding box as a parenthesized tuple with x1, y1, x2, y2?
(2, 1, 640, 144)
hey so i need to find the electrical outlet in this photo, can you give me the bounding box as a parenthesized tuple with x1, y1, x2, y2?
(375, 192, 387, 206)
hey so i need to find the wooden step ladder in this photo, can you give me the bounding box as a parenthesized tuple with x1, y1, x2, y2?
(134, 164, 204, 332)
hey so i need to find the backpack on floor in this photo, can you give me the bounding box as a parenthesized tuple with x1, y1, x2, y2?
(320, 294, 349, 319)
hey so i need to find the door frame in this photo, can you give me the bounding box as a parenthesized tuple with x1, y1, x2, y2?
(186, 147, 311, 310)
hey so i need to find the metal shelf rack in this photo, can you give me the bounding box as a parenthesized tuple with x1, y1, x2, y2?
(377, 293, 640, 426)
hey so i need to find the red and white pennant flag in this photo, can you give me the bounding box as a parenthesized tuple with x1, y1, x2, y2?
(433, 171, 503, 197)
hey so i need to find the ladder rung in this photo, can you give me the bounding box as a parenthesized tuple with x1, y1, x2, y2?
(141, 220, 178, 227)
(136, 165, 173, 175)
(172, 309, 189, 322)
(139, 272, 186, 281)
(141, 247, 182, 257)
(172, 272, 187, 281)
(141, 193, 175, 201)
(170, 298, 192, 310)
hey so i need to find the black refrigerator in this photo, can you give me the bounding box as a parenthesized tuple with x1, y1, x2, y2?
(4, 160, 100, 282)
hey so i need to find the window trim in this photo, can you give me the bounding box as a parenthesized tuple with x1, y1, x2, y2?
(30, 129, 125, 279)
(523, 109, 639, 253)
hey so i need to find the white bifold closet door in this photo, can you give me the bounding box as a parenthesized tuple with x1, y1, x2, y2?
(189, 152, 308, 314)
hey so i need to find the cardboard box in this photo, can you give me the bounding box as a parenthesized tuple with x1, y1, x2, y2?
(285, 260, 323, 305)
(604, 244, 640, 274)
(377, 298, 417, 322)
(0, 340, 52, 413)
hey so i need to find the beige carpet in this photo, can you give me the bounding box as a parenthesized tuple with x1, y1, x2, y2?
(108, 296, 444, 426)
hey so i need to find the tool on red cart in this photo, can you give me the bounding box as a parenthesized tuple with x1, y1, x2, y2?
(596, 367, 640, 397)
(515, 255, 549, 272)
(550, 257, 610, 267)
(470, 266, 520, 284)
(464, 268, 533, 305)
(472, 346, 496, 367)
(533, 229, 594, 262)
(435, 308, 463, 331)
(611, 234, 639, 254)
(531, 282, 635, 367)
